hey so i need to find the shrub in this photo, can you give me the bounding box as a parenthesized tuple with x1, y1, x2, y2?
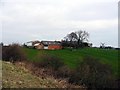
(56, 65, 73, 78)
(69, 56, 116, 89)
(0, 45, 2, 60)
(2, 43, 27, 62)
(36, 53, 64, 70)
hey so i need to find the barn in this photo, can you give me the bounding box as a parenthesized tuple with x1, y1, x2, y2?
(41, 41, 62, 50)
(33, 43, 44, 49)
(32, 41, 62, 50)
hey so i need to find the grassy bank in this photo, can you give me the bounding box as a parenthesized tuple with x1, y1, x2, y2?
(23, 47, 118, 77)
(2, 61, 83, 88)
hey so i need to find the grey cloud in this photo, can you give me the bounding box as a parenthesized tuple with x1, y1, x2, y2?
(65, 2, 117, 21)
(1, 0, 118, 47)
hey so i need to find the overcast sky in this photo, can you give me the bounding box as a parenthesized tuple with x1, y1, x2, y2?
(0, 0, 119, 47)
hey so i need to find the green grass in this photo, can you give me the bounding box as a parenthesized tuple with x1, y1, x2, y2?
(23, 47, 119, 77)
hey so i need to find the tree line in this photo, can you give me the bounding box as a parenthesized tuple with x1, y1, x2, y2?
(62, 30, 92, 48)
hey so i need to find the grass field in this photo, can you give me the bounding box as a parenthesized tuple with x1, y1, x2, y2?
(23, 47, 119, 77)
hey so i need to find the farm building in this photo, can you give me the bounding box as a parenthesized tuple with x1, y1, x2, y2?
(33, 42, 44, 49)
(32, 41, 62, 50)
(25, 41, 40, 46)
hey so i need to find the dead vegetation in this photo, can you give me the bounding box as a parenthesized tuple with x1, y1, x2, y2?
(2, 61, 86, 89)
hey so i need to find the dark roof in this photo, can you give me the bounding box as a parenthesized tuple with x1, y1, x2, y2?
(41, 41, 61, 45)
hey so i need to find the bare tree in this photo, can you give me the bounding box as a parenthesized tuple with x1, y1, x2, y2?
(66, 32, 77, 42)
(75, 30, 89, 46)
(64, 30, 89, 48)
(0, 42, 3, 46)
(100, 43, 105, 48)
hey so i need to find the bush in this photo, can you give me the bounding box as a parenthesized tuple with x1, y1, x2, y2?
(0, 45, 2, 60)
(56, 65, 73, 78)
(2, 44, 27, 62)
(69, 56, 116, 89)
(36, 53, 64, 70)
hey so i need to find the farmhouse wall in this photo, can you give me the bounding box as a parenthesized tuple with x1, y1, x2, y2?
(48, 45, 62, 50)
